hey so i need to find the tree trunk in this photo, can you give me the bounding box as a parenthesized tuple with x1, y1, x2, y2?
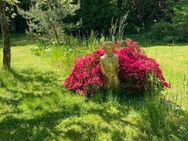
(0, 0, 11, 69)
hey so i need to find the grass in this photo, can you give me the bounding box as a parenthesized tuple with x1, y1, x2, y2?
(0, 34, 188, 141)
(145, 46, 188, 109)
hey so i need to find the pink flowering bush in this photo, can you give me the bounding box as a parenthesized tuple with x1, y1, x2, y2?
(64, 40, 170, 96)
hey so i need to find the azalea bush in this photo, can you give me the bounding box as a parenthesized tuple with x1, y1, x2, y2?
(64, 40, 170, 96)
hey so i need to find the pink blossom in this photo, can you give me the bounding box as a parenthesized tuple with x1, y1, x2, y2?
(64, 39, 170, 96)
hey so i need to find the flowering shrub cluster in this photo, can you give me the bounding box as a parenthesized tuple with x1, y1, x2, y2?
(64, 40, 170, 96)
(64, 49, 106, 95)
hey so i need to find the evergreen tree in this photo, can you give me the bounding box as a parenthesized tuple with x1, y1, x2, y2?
(19, 0, 80, 45)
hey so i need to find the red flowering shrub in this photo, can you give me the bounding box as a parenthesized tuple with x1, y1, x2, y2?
(64, 40, 170, 96)
(64, 49, 106, 96)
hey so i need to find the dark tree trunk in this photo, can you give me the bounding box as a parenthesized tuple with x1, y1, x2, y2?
(0, 0, 11, 69)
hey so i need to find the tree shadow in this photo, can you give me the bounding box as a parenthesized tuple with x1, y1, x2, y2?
(0, 68, 74, 141)
(141, 100, 188, 140)
(0, 33, 34, 48)
(0, 69, 66, 110)
(0, 69, 64, 101)
(0, 96, 21, 107)
(0, 68, 187, 140)
(88, 91, 188, 140)
(8, 69, 59, 86)
(0, 110, 79, 141)
(11, 40, 34, 47)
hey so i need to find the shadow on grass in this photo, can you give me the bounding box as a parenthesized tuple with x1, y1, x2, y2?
(9, 69, 59, 86)
(0, 69, 63, 99)
(0, 68, 71, 141)
(0, 68, 66, 108)
(0, 33, 34, 48)
(0, 92, 188, 140)
(89, 91, 188, 140)
(0, 96, 22, 106)
(0, 110, 75, 141)
(0, 68, 188, 140)
(11, 39, 34, 47)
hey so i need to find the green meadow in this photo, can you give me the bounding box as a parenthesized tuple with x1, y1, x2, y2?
(0, 35, 188, 141)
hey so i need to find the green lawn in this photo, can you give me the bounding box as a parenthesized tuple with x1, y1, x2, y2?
(0, 35, 188, 141)
(145, 46, 188, 109)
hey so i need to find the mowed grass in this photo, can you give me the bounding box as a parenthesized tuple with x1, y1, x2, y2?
(0, 35, 188, 141)
(145, 46, 188, 109)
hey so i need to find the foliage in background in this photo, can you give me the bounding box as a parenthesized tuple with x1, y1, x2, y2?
(18, 0, 80, 45)
(150, 0, 188, 43)
(74, 0, 176, 35)
(172, 0, 188, 42)
(13, 0, 179, 36)
(150, 21, 176, 42)
(7, 0, 187, 45)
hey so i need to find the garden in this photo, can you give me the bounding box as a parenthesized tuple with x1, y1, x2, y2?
(0, 0, 188, 141)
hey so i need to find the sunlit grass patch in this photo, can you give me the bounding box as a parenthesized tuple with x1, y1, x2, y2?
(144, 46, 188, 109)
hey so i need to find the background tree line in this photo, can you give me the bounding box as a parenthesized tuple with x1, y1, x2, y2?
(15, 0, 188, 42)
(8, 0, 179, 32)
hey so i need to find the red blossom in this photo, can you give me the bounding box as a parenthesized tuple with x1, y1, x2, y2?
(64, 40, 170, 96)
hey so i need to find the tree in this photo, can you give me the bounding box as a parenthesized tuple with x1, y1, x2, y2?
(0, 0, 18, 69)
(71, 0, 177, 35)
(14, 0, 178, 36)
(172, 0, 188, 42)
(19, 0, 80, 45)
(77, 0, 121, 35)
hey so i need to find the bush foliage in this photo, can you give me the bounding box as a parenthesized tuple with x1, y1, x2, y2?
(150, 0, 188, 42)
(64, 40, 170, 96)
